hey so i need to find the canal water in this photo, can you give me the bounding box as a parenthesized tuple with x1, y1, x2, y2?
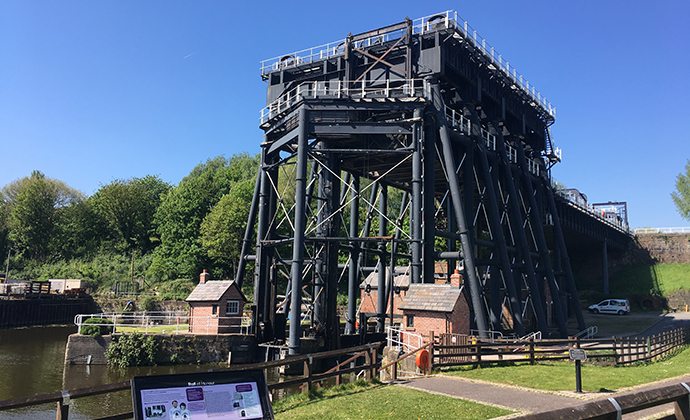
(0, 326, 342, 419)
(0, 327, 252, 419)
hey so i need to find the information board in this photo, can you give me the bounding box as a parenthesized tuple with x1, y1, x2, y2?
(131, 369, 274, 420)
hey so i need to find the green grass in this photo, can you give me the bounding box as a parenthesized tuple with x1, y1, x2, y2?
(115, 325, 189, 334)
(607, 263, 690, 297)
(272, 379, 511, 420)
(441, 346, 690, 392)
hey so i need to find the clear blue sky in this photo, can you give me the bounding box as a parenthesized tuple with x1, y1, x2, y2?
(1, 1, 688, 229)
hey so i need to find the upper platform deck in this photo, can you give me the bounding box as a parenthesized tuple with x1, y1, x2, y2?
(260, 10, 556, 120)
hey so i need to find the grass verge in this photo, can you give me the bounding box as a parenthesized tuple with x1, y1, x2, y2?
(272, 379, 512, 420)
(440, 346, 690, 392)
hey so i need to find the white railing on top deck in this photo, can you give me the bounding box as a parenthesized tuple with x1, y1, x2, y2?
(260, 10, 555, 119)
(634, 227, 690, 234)
(556, 190, 631, 233)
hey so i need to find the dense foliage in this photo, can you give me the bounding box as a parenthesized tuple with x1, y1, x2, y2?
(78, 317, 114, 337)
(0, 154, 259, 297)
(105, 332, 159, 368)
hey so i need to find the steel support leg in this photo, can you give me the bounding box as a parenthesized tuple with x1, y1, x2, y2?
(288, 107, 309, 355)
(346, 175, 360, 335)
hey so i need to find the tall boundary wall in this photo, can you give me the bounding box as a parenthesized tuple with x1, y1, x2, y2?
(635, 233, 690, 264)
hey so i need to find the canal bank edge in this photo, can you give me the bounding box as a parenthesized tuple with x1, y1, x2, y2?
(64, 333, 257, 365)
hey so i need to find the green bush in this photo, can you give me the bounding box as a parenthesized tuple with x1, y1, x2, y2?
(79, 317, 113, 337)
(105, 332, 158, 368)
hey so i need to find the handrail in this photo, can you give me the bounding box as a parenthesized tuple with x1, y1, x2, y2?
(378, 341, 433, 374)
(555, 189, 631, 234)
(635, 227, 690, 234)
(515, 381, 690, 420)
(260, 10, 555, 118)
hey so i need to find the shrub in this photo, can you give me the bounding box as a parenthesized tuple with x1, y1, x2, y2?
(105, 333, 159, 368)
(79, 317, 113, 337)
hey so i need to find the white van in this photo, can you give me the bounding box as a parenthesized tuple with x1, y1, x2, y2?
(588, 299, 630, 315)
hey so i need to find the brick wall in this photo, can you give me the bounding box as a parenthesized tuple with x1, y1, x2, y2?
(359, 289, 407, 316)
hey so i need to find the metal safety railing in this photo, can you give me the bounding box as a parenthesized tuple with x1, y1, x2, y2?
(555, 190, 631, 233)
(634, 227, 690, 234)
(74, 312, 252, 335)
(260, 10, 555, 118)
(259, 78, 425, 124)
(386, 326, 424, 354)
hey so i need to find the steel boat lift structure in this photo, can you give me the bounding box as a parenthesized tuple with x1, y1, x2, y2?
(236, 11, 587, 355)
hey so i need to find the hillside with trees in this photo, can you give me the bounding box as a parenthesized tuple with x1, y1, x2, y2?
(0, 153, 259, 300)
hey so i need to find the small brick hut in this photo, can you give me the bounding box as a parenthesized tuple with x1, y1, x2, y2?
(359, 267, 410, 322)
(186, 270, 247, 334)
(398, 270, 470, 339)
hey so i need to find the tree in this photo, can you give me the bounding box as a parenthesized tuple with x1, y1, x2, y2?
(672, 160, 690, 221)
(93, 176, 171, 254)
(149, 154, 259, 280)
(8, 177, 60, 261)
(200, 178, 255, 278)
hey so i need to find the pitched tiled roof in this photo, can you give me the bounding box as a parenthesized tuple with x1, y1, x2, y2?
(360, 267, 410, 289)
(186, 280, 239, 302)
(398, 284, 463, 312)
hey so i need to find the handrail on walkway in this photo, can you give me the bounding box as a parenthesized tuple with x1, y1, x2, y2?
(514, 381, 690, 420)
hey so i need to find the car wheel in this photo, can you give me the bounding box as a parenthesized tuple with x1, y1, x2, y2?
(593, 309, 599, 314)
(618, 310, 624, 315)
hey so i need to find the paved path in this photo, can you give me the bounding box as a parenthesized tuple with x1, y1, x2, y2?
(396, 374, 690, 419)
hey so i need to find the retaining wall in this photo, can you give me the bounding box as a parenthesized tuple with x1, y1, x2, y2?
(64, 333, 257, 365)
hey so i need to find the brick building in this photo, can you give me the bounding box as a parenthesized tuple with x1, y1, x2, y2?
(186, 270, 247, 334)
(359, 267, 410, 321)
(398, 270, 470, 340)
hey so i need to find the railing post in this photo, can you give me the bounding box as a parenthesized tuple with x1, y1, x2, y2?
(302, 354, 313, 393)
(56, 391, 70, 420)
(677, 383, 690, 420)
(613, 337, 618, 365)
(364, 346, 372, 380)
(476, 340, 482, 365)
(529, 338, 535, 365)
(429, 331, 435, 369)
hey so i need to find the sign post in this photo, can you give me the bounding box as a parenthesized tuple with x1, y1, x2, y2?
(569, 348, 587, 393)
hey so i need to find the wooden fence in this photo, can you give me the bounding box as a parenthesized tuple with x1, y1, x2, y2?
(432, 326, 690, 368)
(0, 342, 381, 420)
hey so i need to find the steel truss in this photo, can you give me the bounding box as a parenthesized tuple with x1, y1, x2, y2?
(240, 12, 586, 354)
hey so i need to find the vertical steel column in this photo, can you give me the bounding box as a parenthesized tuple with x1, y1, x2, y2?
(254, 146, 276, 337)
(288, 107, 309, 355)
(411, 108, 423, 284)
(515, 141, 568, 338)
(422, 107, 436, 284)
(236, 166, 262, 287)
(346, 175, 360, 334)
(492, 125, 549, 335)
(543, 186, 587, 330)
(603, 239, 609, 295)
(430, 80, 489, 338)
(376, 185, 388, 333)
(476, 132, 525, 336)
(314, 152, 326, 328)
(324, 152, 342, 349)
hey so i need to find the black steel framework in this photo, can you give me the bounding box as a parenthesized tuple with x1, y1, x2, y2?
(238, 11, 591, 354)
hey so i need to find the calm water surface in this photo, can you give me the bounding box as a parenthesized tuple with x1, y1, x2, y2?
(0, 326, 236, 419)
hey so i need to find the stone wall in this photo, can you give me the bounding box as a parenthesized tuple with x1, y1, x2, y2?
(635, 233, 690, 264)
(64, 333, 256, 365)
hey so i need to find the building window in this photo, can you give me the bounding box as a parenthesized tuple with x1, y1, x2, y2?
(226, 300, 240, 315)
(406, 314, 414, 328)
(212, 305, 218, 315)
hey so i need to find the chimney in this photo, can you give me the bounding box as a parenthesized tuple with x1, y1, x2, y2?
(200, 269, 211, 284)
(450, 269, 462, 287)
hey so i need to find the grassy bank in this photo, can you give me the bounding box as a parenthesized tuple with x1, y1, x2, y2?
(608, 263, 690, 297)
(441, 346, 690, 392)
(272, 379, 511, 420)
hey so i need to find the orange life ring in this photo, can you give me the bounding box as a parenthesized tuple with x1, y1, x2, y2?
(415, 349, 430, 370)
